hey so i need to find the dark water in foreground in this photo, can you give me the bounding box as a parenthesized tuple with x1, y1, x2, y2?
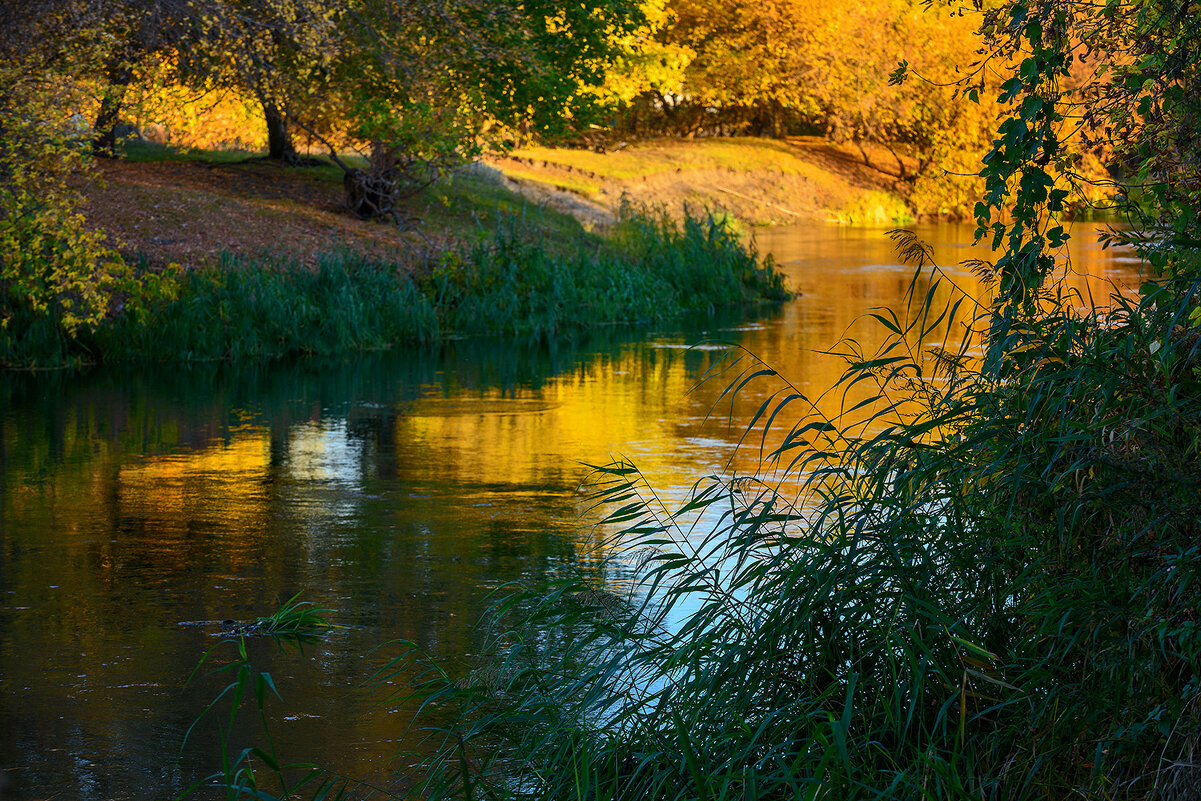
(0, 224, 1142, 799)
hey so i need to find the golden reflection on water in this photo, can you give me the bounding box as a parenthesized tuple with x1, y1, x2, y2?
(726, 223, 1145, 471)
(396, 346, 704, 490)
(119, 431, 271, 526)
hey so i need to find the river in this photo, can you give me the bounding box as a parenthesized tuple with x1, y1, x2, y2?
(0, 223, 1142, 799)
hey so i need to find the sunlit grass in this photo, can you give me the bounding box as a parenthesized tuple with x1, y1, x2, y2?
(499, 137, 909, 228)
(416, 169, 594, 248)
(834, 189, 915, 225)
(513, 137, 829, 180)
(497, 164, 602, 196)
(120, 139, 264, 164)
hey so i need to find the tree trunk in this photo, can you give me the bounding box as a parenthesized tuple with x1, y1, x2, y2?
(885, 143, 909, 182)
(771, 101, 785, 139)
(853, 138, 874, 170)
(93, 59, 133, 158)
(262, 100, 296, 163)
(755, 102, 786, 139)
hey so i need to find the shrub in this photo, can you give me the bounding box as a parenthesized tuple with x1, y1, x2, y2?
(0, 65, 127, 367)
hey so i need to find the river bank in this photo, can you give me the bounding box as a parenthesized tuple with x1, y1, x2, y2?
(80, 136, 914, 273)
(4, 145, 788, 368)
(489, 136, 918, 227)
(7, 131, 952, 369)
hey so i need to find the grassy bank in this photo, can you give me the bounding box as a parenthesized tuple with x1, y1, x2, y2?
(491, 136, 918, 226)
(81, 143, 596, 268)
(2, 205, 787, 367)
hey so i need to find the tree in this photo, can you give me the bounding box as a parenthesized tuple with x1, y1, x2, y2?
(599, 0, 694, 108)
(618, 0, 996, 210)
(286, 0, 646, 220)
(957, 0, 1201, 313)
(84, 0, 210, 156)
(805, 3, 985, 169)
(79, 0, 343, 162)
(665, 0, 819, 135)
(195, 0, 343, 163)
(68, 0, 648, 216)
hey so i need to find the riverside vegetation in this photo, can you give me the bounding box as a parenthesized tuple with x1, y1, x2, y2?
(0, 0, 1122, 369)
(2, 128, 787, 368)
(0, 0, 1116, 373)
(186, 1, 1201, 799)
(2, 196, 787, 368)
(4, 0, 800, 370)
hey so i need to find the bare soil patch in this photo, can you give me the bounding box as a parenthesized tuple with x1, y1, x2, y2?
(82, 159, 432, 268)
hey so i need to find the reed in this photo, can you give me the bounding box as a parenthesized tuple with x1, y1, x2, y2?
(181, 596, 341, 801)
(433, 205, 786, 338)
(383, 240, 1201, 800)
(249, 593, 336, 639)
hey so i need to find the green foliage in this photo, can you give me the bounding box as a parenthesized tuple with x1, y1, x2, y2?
(399, 205, 784, 338)
(460, 0, 647, 140)
(0, 200, 126, 360)
(967, 0, 1201, 319)
(599, 0, 693, 106)
(970, 3, 1077, 317)
(265, 0, 649, 199)
(90, 253, 439, 363)
(1092, 2, 1201, 286)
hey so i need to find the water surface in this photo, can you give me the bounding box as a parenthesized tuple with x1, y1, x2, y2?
(0, 223, 1142, 799)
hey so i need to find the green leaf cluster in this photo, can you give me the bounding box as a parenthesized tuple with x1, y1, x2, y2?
(0, 10, 128, 352)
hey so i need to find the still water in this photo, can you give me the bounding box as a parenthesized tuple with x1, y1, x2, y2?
(0, 224, 1141, 799)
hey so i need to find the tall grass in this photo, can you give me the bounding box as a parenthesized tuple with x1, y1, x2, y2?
(183, 598, 343, 801)
(1, 207, 786, 368)
(379, 237, 1201, 800)
(99, 252, 440, 363)
(432, 207, 786, 338)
